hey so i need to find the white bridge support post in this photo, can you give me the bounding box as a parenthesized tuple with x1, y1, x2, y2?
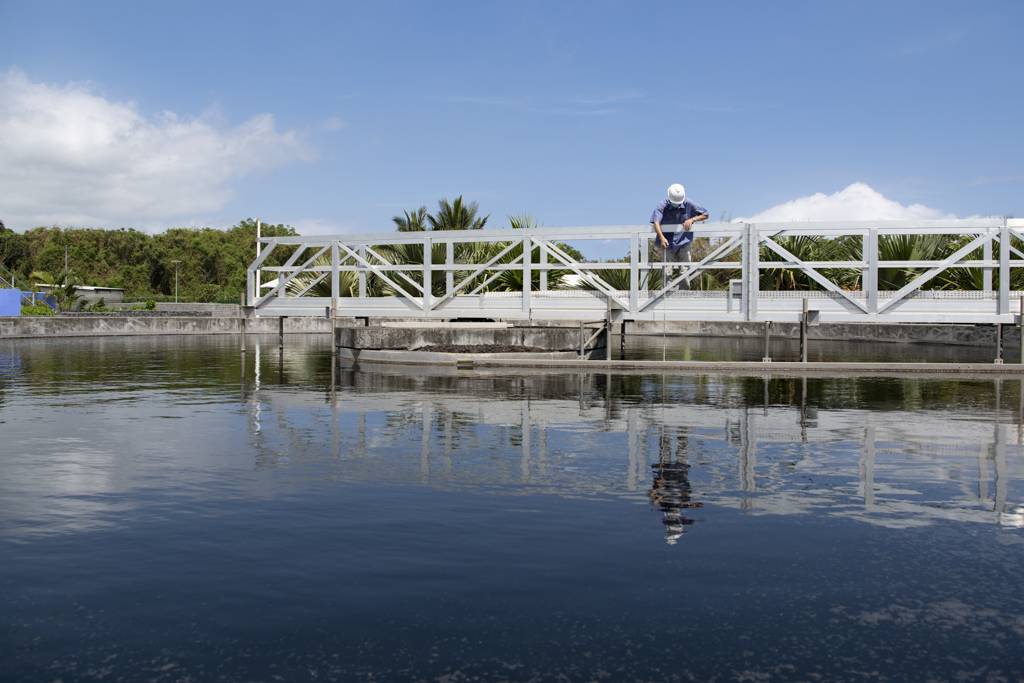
(523, 236, 531, 314)
(423, 236, 432, 315)
(446, 241, 454, 295)
(1000, 224, 1010, 315)
(358, 246, 367, 298)
(630, 232, 639, 314)
(743, 224, 759, 321)
(539, 242, 548, 292)
(867, 228, 878, 314)
(984, 232, 993, 292)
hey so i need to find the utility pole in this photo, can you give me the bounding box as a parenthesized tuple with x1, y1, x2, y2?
(172, 260, 182, 303)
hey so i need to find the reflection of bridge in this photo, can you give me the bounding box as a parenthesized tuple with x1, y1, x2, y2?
(243, 354, 1024, 532)
(248, 219, 1024, 324)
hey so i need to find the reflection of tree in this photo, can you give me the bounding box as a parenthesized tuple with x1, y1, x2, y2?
(649, 426, 702, 544)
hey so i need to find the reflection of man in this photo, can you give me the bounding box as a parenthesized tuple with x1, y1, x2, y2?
(651, 184, 708, 290)
(649, 427, 702, 544)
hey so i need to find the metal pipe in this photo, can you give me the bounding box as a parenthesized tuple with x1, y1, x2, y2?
(279, 316, 285, 350)
(801, 298, 808, 363)
(996, 323, 1004, 364)
(606, 296, 612, 362)
(763, 321, 771, 363)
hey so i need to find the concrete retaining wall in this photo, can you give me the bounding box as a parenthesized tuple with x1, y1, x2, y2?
(155, 303, 242, 316)
(335, 325, 605, 351)
(0, 315, 331, 338)
(1, 313, 1019, 349)
(623, 320, 1020, 347)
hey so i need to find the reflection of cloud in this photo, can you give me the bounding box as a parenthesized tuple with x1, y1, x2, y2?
(0, 69, 313, 231)
(736, 183, 956, 223)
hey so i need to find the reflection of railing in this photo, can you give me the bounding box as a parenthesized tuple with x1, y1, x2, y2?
(242, 369, 1024, 531)
(247, 218, 1024, 324)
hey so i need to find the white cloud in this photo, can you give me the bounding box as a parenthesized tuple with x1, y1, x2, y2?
(735, 183, 956, 223)
(0, 69, 314, 231)
(292, 218, 365, 235)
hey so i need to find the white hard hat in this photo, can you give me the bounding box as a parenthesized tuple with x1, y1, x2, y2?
(667, 184, 686, 204)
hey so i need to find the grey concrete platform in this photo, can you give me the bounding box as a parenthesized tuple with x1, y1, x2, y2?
(334, 324, 605, 353)
(336, 347, 584, 364)
(455, 358, 1024, 376)
(0, 315, 329, 338)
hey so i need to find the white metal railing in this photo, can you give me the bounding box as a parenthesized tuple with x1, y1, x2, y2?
(246, 218, 1024, 324)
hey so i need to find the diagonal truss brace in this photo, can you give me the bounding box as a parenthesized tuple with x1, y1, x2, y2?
(639, 234, 743, 312)
(877, 231, 999, 313)
(538, 238, 631, 310)
(256, 243, 331, 308)
(362, 245, 424, 295)
(337, 243, 421, 304)
(430, 238, 526, 308)
(760, 236, 870, 313)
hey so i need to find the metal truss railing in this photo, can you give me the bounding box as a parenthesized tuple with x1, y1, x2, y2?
(247, 218, 1024, 324)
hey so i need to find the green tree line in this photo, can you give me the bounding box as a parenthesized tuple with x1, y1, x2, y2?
(0, 219, 296, 301)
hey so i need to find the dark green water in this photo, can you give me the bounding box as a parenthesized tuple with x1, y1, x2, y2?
(1, 335, 1023, 681)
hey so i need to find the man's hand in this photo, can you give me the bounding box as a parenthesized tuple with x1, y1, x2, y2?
(684, 215, 709, 230)
(660, 236, 669, 249)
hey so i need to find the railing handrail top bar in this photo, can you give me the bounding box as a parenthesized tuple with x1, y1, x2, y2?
(259, 218, 1017, 244)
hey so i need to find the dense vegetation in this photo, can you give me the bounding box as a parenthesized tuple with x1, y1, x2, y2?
(0, 219, 296, 301)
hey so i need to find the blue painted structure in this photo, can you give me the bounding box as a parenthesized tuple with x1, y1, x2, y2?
(20, 291, 57, 311)
(0, 290, 20, 316)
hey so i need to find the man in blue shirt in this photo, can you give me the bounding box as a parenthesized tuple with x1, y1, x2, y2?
(651, 184, 708, 290)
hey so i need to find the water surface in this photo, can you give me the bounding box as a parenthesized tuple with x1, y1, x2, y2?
(1, 335, 1023, 681)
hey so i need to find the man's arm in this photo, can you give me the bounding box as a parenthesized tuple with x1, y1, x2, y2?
(683, 214, 709, 230)
(653, 221, 669, 249)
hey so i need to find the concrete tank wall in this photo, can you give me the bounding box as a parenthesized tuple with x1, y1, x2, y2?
(335, 325, 605, 351)
(0, 315, 332, 338)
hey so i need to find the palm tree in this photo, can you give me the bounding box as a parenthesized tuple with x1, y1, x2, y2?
(392, 206, 429, 232)
(30, 268, 81, 311)
(427, 196, 489, 231)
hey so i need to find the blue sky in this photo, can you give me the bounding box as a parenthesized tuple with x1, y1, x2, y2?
(1, 0, 1021, 256)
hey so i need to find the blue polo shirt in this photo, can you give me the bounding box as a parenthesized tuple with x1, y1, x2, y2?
(650, 198, 708, 249)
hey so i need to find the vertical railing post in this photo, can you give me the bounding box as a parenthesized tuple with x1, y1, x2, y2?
(446, 240, 454, 296)
(867, 228, 878, 314)
(539, 241, 548, 292)
(331, 243, 339, 300)
(629, 232, 639, 314)
(1000, 224, 1010, 315)
(423, 236, 432, 313)
(255, 219, 261, 304)
(640, 235, 649, 293)
(744, 224, 759, 321)
(358, 246, 367, 298)
(984, 231, 993, 292)
(522, 236, 531, 314)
